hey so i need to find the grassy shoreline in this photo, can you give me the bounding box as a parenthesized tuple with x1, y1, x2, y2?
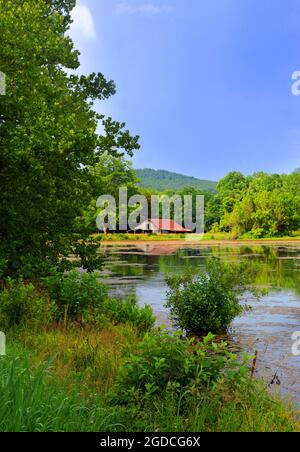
(1, 272, 299, 432)
(3, 324, 299, 432)
(93, 232, 300, 245)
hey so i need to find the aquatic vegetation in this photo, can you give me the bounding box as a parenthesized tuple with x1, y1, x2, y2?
(165, 260, 261, 334)
(0, 254, 299, 432)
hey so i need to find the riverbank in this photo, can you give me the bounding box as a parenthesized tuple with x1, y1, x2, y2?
(1, 272, 299, 432)
(93, 233, 300, 245)
(99, 238, 300, 246)
(4, 323, 299, 432)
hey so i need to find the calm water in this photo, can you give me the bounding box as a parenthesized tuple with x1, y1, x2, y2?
(99, 242, 300, 404)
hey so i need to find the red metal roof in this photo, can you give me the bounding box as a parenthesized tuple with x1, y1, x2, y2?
(150, 218, 192, 233)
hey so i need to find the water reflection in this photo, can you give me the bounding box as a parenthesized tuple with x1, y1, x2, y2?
(99, 242, 300, 404)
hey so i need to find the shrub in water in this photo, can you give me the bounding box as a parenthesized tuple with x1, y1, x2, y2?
(165, 259, 258, 335)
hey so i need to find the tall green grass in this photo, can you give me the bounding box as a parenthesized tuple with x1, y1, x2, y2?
(0, 348, 298, 432)
(0, 352, 130, 432)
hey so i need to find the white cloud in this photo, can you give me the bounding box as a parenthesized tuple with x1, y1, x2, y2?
(115, 2, 173, 16)
(70, 5, 97, 40)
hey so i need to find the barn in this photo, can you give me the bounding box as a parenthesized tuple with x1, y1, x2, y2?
(132, 218, 192, 234)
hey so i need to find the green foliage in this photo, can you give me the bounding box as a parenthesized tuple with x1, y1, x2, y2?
(0, 0, 139, 278)
(42, 270, 154, 334)
(0, 258, 7, 278)
(111, 331, 247, 405)
(0, 271, 154, 335)
(80, 153, 139, 233)
(73, 241, 104, 273)
(165, 260, 259, 334)
(0, 354, 122, 432)
(102, 296, 155, 334)
(209, 171, 300, 238)
(0, 281, 55, 331)
(0, 347, 297, 432)
(217, 172, 248, 214)
(44, 270, 108, 319)
(136, 169, 217, 192)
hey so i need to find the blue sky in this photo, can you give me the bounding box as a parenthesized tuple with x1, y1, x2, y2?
(70, 0, 300, 181)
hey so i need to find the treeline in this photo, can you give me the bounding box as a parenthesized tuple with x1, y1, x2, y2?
(85, 160, 300, 238)
(177, 170, 300, 238)
(207, 170, 300, 238)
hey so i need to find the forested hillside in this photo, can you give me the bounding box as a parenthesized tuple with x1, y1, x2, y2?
(136, 168, 217, 191)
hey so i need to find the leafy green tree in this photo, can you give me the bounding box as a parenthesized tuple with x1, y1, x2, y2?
(217, 172, 247, 214)
(0, 0, 139, 277)
(247, 172, 283, 193)
(80, 153, 139, 232)
(216, 171, 300, 237)
(205, 195, 223, 230)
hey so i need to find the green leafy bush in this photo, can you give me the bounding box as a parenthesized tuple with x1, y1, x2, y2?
(44, 271, 154, 333)
(165, 260, 258, 335)
(111, 332, 247, 405)
(73, 242, 104, 273)
(0, 280, 55, 331)
(44, 270, 108, 319)
(102, 296, 155, 334)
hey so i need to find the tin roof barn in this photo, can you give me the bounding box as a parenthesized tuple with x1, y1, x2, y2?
(133, 218, 192, 234)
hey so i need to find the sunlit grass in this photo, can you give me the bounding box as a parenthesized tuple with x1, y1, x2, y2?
(0, 344, 298, 432)
(14, 323, 140, 394)
(92, 232, 300, 242)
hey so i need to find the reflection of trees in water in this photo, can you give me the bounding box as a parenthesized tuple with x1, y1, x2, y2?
(253, 260, 300, 295)
(102, 244, 300, 296)
(206, 245, 300, 295)
(103, 250, 160, 279)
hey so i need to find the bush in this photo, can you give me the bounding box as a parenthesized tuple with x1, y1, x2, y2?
(44, 271, 155, 334)
(111, 332, 247, 405)
(102, 296, 155, 334)
(0, 280, 55, 331)
(44, 270, 108, 320)
(165, 260, 258, 335)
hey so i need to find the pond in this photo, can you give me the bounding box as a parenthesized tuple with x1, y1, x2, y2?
(99, 241, 300, 405)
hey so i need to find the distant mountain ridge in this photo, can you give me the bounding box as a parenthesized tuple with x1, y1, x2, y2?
(135, 168, 217, 192)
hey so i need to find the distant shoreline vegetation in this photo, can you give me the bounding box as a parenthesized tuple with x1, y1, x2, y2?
(122, 169, 300, 240)
(93, 232, 300, 242)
